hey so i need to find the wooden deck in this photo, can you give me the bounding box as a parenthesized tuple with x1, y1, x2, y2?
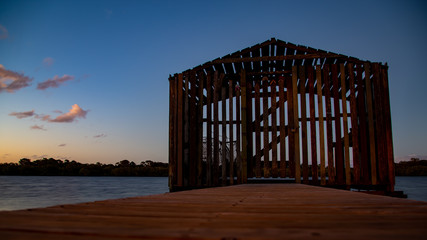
(1, 184, 427, 240)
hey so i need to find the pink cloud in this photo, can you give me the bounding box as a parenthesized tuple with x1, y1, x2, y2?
(9, 110, 35, 119)
(0, 25, 8, 39)
(43, 57, 54, 67)
(48, 104, 88, 123)
(94, 134, 107, 138)
(0, 64, 33, 93)
(37, 74, 74, 90)
(30, 125, 47, 131)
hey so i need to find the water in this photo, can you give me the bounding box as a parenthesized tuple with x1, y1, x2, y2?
(395, 176, 427, 202)
(0, 176, 168, 211)
(0, 176, 426, 211)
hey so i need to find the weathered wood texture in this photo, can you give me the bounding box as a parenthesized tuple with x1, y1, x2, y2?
(1, 184, 426, 240)
(169, 38, 394, 192)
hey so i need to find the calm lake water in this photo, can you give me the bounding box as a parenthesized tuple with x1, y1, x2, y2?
(0, 176, 426, 211)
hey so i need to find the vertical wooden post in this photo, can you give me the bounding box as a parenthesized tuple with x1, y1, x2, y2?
(332, 64, 344, 185)
(365, 63, 377, 185)
(213, 71, 220, 186)
(169, 75, 176, 189)
(236, 85, 241, 184)
(357, 64, 369, 185)
(308, 66, 318, 184)
(222, 85, 227, 186)
(206, 74, 212, 186)
(299, 65, 309, 184)
(241, 69, 248, 183)
(254, 82, 262, 178)
(229, 79, 234, 185)
(323, 64, 335, 185)
(316, 66, 326, 185)
(271, 80, 278, 178)
(382, 65, 395, 191)
(340, 64, 351, 186)
(197, 73, 204, 186)
(184, 74, 190, 187)
(262, 77, 270, 178)
(287, 75, 295, 178)
(348, 63, 360, 185)
(292, 66, 301, 183)
(246, 83, 253, 178)
(278, 77, 287, 178)
(177, 74, 183, 187)
(189, 73, 197, 187)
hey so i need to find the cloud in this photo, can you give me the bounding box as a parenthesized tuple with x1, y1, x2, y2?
(0, 25, 8, 39)
(37, 74, 74, 90)
(43, 57, 54, 67)
(94, 134, 107, 138)
(48, 104, 88, 123)
(30, 125, 47, 131)
(9, 110, 35, 119)
(58, 144, 66, 147)
(0, 64, 33, 93)
(105, 9, 113, 19)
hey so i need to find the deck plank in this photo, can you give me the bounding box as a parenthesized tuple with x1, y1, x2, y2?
(1, 184, 427, 240)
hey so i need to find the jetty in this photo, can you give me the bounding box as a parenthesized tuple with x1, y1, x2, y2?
(1, 184, 427, 239)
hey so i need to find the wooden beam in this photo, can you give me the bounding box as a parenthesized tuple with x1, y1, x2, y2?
(229, 80, 234, 185)
(241, 69, 248, 183)
(340, 64, 351, 186)
(213, 72, 220, 186)
(279, 77, 287, 178)
(348, 63, 360, 185)
(206, 74, 212, 186)
(299, 65, 309, 184)
(316, 66, 326, 185)
(292, 66, 301, 183)
(222, 85, 227, 186)
(365, 63, 377, 185)
(271, 80, 278, 178)
(357, 64, 370, 185)
(254, 82, 262, 178)
(323, 64, 335, 185)
(332, 64, 344, 185)
(197, 74, 204, 186)
(235, 86, 241, 184)
(168, 75, 176, 189)
(308, 66, 318, 184)
(287, 74, 295, 178)
(177, 74, 183, 187)
(262, 77, 270, 178)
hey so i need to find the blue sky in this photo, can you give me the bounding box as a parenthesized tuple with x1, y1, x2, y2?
(0, 0, 426, 164)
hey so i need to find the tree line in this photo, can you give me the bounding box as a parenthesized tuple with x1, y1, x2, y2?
(395, 158, 427, 176)
(0, 158, 168, 177)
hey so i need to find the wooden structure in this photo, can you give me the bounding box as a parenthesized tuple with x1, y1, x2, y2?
(1, 184, 426, 239)
(169, 38, 394, 192)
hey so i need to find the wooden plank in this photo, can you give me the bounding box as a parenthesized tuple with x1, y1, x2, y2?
(299, 65, 309, 183)
(356, 64, 369, 185)
(287, 74, 295, 178)
(364, 63, 377, 185)
(372, 63, 386, 185)
(222, 85, 227, 186)
(177, 74, 184, 187)
(189, 74, 197, 187)
(292, 66, 301, 183)
(381, 65, 395, 191)
(332, 64, 344, 185)
(308, 66, 318, 184)
(316, 65, 326, 185)
(206, 74, 212, 186)
(271, 80, 278, 178)
(197, 74, 204, 187)
(323, 64, 335, 185)
(278, 76, 287, 178)
(262, 77, 270, 178)
(246, 82, 254, 178)
(1, 184, 427, 240)
(213, 72, 220, 186)
(235, 86, 241, 184)
(348, 63, 360, 185)
(254, 82, 262, 178)
(168, 75, 176, 189)
(184, 75, 190, 187)
(340, 64, 351, 186)
(229, 80, 234, 185)
(240, 69, 248, 183)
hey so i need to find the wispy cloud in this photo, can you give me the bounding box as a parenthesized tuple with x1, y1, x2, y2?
(9, 110, 35, 119)
(0, 25, 8, 39)
(37, 74, 74, 90)
(30, 125, 47, 131)
(0, 64, 33, 93)
(48, 104, 88, 123)
(10, 104, 88, 124)
(94, 133, 107, 138)
(43, 57, 54, 67)
(58, 144, 66, 147)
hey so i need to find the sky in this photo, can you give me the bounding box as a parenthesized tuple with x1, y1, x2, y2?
(0, 0, 426, 164)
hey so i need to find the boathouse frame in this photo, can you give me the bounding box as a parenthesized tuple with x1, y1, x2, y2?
(168, 38, 394, 192)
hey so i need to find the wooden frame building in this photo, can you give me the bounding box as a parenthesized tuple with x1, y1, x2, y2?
(168, 38, 394, 192)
